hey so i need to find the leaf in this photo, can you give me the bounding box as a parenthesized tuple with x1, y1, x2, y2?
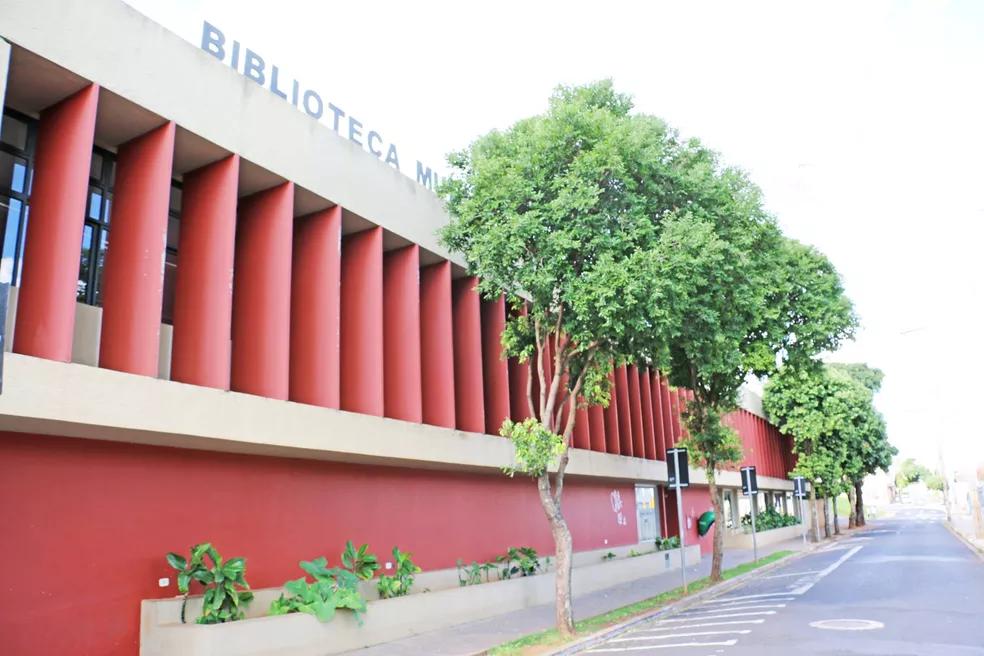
(177, 571, 191, 594)
(166, 553, 187, 572)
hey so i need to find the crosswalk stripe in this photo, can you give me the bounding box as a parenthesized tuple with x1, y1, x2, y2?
(660, 610, 776, 622)
(586, 640, 738, 652)
(635, 619, 765, 632)
(612, 630, 750, 642)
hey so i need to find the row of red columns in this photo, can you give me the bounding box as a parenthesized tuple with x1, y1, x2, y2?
(9, 84, 793, 468)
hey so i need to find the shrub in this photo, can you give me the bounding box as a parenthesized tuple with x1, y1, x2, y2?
(377, 547, 421, 598)
(497, 546, 543, 579)
(166, 542, 253, 624)
(601, 552, 616, 561)
(456, 559, 497, 586)
(269, 557, 367, 623)
(655, 536, 681, 551)
(741, 507, 800, 531)
(341, 541, 379, 581)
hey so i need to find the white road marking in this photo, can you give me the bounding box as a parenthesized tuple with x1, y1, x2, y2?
(660, 610, 776, 622)
(586, 640, 738, 652)
(790, 545, 864, 595)
(678, 604, 786, 613)
(702, 591, 798, 603)
(706, 597, 795, 607)
(636, 619, 765, 632)
(758, 570, 822, 579)
(611, 630, 750, 642)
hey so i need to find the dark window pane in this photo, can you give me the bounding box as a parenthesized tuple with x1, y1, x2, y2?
(77, 224, 94, 301)
(93, 230, 108, 305)
(89, 152, 103, 181)
(166, 215, 180, 251)
(0, 196, 21, 284)
(107, 160, 116, 187)
(169, 186, 182, 213)
(0, 115, 28, 150)
(161, 251, 178, 324)
(88, 191, 102, 221)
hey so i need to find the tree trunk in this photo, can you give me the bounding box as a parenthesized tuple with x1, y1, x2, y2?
(809, 486, 819, 542)
(537, 474, 574, 636)
(855, 481, 866, 527)
(822, 496, 831, 538)
(846, 486, 857, 529)
(708, 476, 724, 581)
(832, 493, 841, 535)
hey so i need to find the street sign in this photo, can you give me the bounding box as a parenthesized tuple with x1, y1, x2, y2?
(667, 448, 689, 489)
(740, 466, 758, 496)
(793, 476, 808, 499)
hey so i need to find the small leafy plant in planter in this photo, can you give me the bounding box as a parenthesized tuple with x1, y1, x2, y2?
(601, 551, 617, 561)
(341, 540, 380, 581)
(497, 547, 543, 579)
(655, 536, 681, 551)
(166, 542, 254, 624)
(269, 557, 367, 624)
(456, 559, 497, 586)
(377, 547, 422, 598)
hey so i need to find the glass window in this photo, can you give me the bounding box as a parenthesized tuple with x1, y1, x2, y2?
(77, 147, 114, 306)
(0, 109, 35, 286)
(0, 114, 28, 150)
(161, 181, 182, 324)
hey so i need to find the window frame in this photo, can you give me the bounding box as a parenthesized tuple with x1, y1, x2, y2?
(0, 107, 38, 286)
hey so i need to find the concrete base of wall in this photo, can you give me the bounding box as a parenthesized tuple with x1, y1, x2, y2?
(723, 523, 805, 550)
(140, 544, 701, 656)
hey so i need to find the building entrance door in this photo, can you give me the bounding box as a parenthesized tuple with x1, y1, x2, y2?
(635, 485, 659, 541)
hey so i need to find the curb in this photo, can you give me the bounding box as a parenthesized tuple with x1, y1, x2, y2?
(542, 531, 867, 656)
(944, 520, 984, 562)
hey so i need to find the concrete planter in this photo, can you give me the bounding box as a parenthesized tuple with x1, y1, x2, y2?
(140, 544, 701, 656)
(724, 523, 804, 550)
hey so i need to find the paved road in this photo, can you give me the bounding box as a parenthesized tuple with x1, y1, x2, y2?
(582, 506, 984, 655)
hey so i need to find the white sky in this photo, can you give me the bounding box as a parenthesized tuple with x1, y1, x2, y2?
(123, 0, 984, 474)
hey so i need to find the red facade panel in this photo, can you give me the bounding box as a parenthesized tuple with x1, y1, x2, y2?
(480, 296, 511, 435)
(170, 155, 239, 390)
(383, 245, 423, 422)
(659, 375, 674, 451)
(99, 121, 175, 377)
(14, 84, 99, 361)
(231, 182, 294, 400)
(419, 261, 455, 428)
(603, 369, 621, 454)
(627, 365, 646, 458)
(573, 405, 591, 450)
(452, 276, 485, 433)
(289, 207, 341, 408)
(340, 227, 384, 416)
(639, 368, 656, 460)
(588, 404, 607, 453)
(614, 365, 633, 457)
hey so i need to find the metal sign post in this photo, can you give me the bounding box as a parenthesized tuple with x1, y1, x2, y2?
(667, 447, 690, 594)
(794, 476, 808, 546)
(741, 466, 759, 562)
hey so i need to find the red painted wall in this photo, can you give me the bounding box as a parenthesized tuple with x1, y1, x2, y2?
(0, 432, 639, 656)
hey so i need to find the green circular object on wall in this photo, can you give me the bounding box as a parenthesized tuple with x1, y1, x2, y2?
(697, 510, 715, 536)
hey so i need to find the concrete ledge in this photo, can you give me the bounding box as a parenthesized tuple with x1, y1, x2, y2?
(724, 523, 805, 550)
(139, 545, 701, 655)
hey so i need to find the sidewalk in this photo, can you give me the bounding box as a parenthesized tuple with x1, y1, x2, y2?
(949, 511, 984, 555)
(342, 535, 814, 656)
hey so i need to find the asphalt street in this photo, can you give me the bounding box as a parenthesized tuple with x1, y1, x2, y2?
(582, 506, 984, 655)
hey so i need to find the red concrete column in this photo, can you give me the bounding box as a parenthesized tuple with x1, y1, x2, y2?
(452, 276, 485, 433)
(588, 404, 607, 452)
(507, 305, 532, 422)
(341, 227, 384, 416)
(481, 295, 511, 435)
(231, 182, 294, 400)
(14, 84, 99, 361)
(669, 389, 682, 444)
(171, 155, 239, 389)
(289, 207, 341, 408)
(573, 405, 591, 449)
(651, 371, 666, 459)
(383, 245, 422, 422)
(99, 121, 176, 376)
(660, 377, 674, 448)
(615, 365, 633, 457)
(420, 261, 455, 428)
(627, 365, 646, 458)
(639, 368, 656, 460)
(603, 369, 621, 454)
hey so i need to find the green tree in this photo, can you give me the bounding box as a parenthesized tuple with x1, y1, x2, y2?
(439, 81, 684, 636)
(764, 363, 896, 537)
(653, 215, 856, 577)
(895, 457, 930, 489)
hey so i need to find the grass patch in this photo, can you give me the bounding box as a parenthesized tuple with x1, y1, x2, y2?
(488, 550, 794, 656)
